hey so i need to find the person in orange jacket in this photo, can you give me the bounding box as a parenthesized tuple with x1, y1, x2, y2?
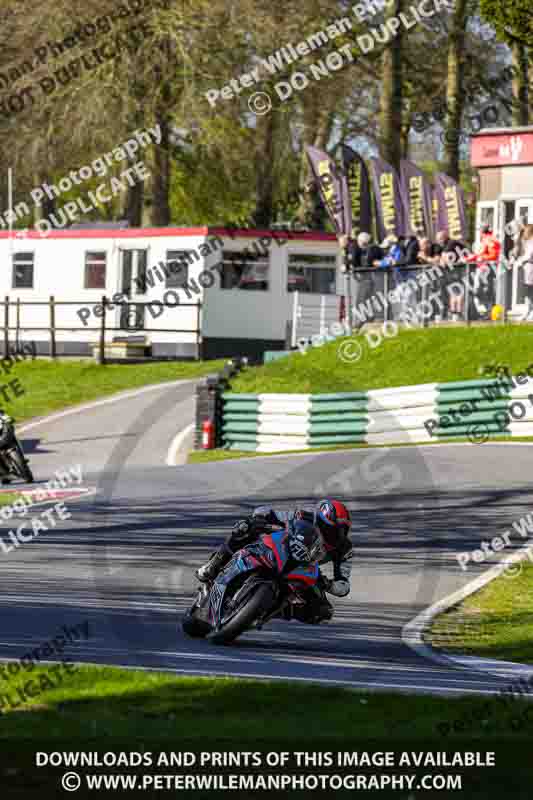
(466, 225, 501, 318)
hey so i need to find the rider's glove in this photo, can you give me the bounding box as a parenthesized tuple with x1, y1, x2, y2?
(232, 518, 253, 540)
(326, 579, 350, 598)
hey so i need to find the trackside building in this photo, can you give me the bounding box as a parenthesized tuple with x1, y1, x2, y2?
(472, 126, 533, 314)
(0, 226, 340, 359)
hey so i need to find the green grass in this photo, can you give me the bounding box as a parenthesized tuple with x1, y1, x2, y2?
(0, 492, 21, 506)
(0, 662, 532, 741)
(230, 326, 533, 394)
(429, 561, 533, 664)
(0, 359, 225, 422)
(3, 665, 533, 796)
(187, 449, 268, 463)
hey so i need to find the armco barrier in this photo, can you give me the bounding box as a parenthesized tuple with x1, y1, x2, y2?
(221, 373, 533, 451)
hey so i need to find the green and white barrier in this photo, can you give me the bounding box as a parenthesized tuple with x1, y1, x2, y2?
(221, 374, 533, 452)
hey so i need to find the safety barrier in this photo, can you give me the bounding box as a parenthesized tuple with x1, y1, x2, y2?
(221, 372, 533, 451)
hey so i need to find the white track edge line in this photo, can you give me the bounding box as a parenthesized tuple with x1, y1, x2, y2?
(166, 423, 195, 466)
(402, 538, 533, 677)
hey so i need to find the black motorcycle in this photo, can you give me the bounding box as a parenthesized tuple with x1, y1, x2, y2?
(0, 412, 33, 483)
(182, 521, 324, 644)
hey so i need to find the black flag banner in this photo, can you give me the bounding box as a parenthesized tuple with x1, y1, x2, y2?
(400, 159, 434, 239)
(341, 146, 373, 237)
(305, 145, 349, 236)
(434, 173, 468, 242)
(370, 156, 407, 241)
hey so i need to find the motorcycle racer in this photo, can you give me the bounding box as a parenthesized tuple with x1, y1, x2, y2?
(196, 499, 353, 623)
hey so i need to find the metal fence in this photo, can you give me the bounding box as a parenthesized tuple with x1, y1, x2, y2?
(349, 262, 512, 326)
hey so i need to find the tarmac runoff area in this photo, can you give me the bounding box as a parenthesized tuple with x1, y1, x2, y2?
(1, 380, 530, 695)
(0, 501, 72, 554)
(0, 437, 532, 695)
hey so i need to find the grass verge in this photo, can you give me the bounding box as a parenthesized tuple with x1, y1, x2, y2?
(230, 326, 533, 394)
(2, 665, 533, 795)
(429, 561, 533, 665)
(2, 359, 225, 423)
(187, 437, 533, 464)
(0, 492, 21, 506)
(0, 663, 531, 740)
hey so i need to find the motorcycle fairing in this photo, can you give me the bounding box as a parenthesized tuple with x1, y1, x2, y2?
(285, 562, 320, 586)
(208, 551, 265, 625)
(208, 531, 289, 626)
(260, 530, 290, 572)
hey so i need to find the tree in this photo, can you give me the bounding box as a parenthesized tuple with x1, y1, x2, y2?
(443, 0, 469, 181)
(480, 0, 533, 48)
(379, 0, 405, 169)
(480, 0, 531, 125)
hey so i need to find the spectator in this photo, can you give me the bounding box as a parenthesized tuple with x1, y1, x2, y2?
(509, 219, 524, 260)
(351, 232, 383, 320)
(436, 229, 467, 320)
(373, 233, 415, 318)
(418, 236, 442, 320)
(394, 233, 420, 317)
(465, 224, 501, 319)
(514, 224, 533, 321)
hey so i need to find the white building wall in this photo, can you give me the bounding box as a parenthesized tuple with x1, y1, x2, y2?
(202, 235, 341, 346)
(0, 230, 208, 356)
(0, 228, 340, 358)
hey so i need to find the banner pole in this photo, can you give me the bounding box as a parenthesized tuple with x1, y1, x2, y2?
(8, 168, 13, 268)
(341, 240, 352, 331)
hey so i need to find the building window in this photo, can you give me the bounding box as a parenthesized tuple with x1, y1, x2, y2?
(219, 250, 269, 290)
(165, 250, 193, 288)
(480, 206, 496, 230)
(288, 254, 336, 293)
(121, 250, 147, 295)
(84, 252, 107, 289)
(12, 252, 34, 289)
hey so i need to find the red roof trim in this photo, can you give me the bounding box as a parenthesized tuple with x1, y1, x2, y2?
(209, 227, 337, 242)
(0, 225, 337, 242)
(0, 227, 209, 240)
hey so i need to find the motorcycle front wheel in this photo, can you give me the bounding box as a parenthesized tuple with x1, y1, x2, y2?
(182, 611, 211, 639)
(207, 582, 276, 645)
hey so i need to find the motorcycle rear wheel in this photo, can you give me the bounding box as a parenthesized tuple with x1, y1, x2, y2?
(9, 444, 33, 483)
(207, 583, 275, 645)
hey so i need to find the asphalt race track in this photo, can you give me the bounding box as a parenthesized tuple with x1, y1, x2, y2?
(1, 381, 532, 700)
